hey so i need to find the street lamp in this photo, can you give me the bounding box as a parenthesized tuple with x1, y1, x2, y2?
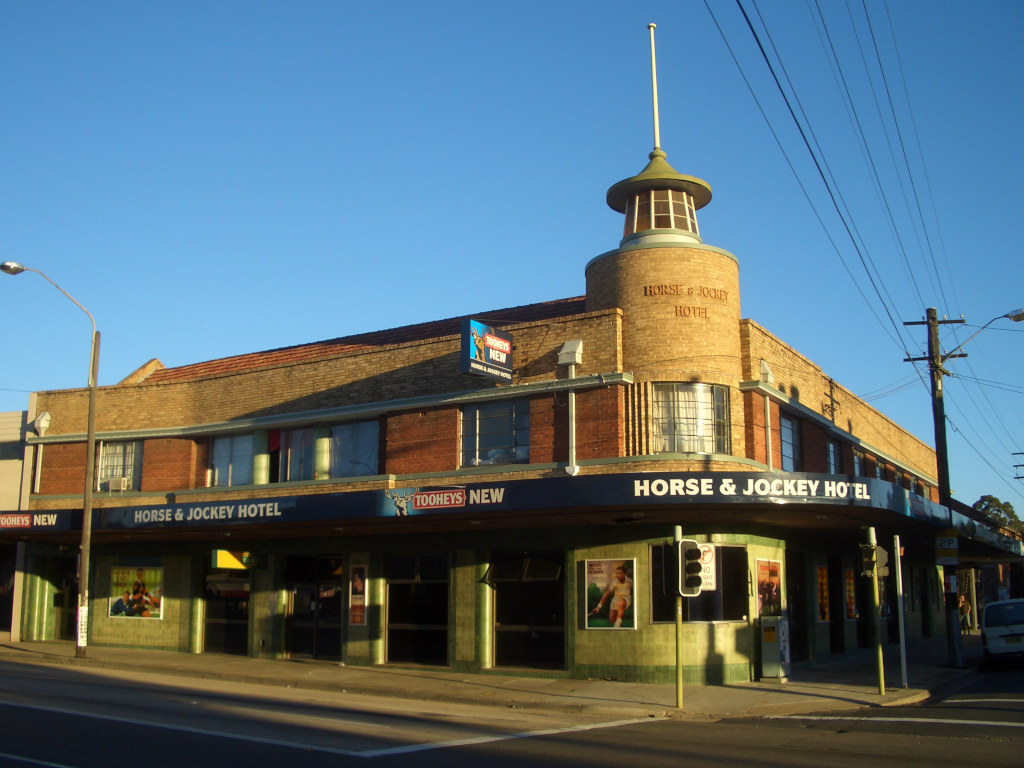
(1, 260, 99, 658)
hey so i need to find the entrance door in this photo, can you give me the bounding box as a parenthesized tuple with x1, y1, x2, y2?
(288, 583, 343, 660)
(204, 570, 250, 655)
(51, 556, 79, 642)
(827, 556, 846, 653)
(386, 553, 448, 665)
(490, 550, 565, 669)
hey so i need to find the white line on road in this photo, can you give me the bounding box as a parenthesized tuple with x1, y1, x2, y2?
(355, 717, 665, 758)
(0, 699, 663, 759)
(0, 751, 74, 768)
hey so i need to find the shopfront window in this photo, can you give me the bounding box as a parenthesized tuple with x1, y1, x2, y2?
(650, 543, 749, 622)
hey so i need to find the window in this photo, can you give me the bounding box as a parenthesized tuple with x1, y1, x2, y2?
(329, 420, 379, 478)
(270, 428, 316, 482)
(652, 383, 730, 454)
(461, 400, 530, 466)
(98, 440, 143, 491)
(623, 189, 699, 237)
(211, 435, 254, 487)
(780, 415, 801, 471)
(853, 449, 864, 477)
(651, 543, 749, 622)
(827, 439, 842, 474)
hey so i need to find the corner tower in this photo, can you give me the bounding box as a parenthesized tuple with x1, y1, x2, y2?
(585, 24, 743, 453)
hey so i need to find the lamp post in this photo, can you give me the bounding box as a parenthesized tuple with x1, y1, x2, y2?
(904, 305, 1023, 667)
(1, 260, 99, 658)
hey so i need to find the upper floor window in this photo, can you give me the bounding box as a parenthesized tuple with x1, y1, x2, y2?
(827, 439, 842, 474)
(98, 440, 143, 491)
(211, 435, 254, 487)
(853, 449, 864, 477)
(624, 189, 699, 236)
(268, 428, 316, 482)
(651, 383, 730, 455)
(462, 400, 530, 467)
(329, 420, 379, 478)
(780, 415, 801, 472)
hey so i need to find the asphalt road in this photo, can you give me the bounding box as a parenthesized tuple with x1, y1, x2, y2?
(0, 659, 1020, 767)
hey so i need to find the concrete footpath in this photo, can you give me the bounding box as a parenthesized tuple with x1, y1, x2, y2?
(0, 633, 983, 721)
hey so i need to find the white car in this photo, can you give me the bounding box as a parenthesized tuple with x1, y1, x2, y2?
(981, 598, 1024, 662)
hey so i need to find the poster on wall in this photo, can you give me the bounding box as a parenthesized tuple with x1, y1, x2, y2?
(585, 559, 636, 630)
(756, 559, 781, 617)
(349, 565, 366, 626)
(108, 566, 163, 619)
(816, 566, 829, 622)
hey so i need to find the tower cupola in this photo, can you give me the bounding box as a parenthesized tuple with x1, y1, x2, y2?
(606, 23, 712, 247)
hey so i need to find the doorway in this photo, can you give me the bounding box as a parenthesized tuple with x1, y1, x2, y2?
(285, 557, 345, 661)
(204, 569, 250, 655)
(488, 550, 565, 669)
(386, 553, 448, 665)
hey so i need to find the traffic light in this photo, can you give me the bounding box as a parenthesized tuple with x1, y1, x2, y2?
(679, 539, 703, 597)
(859, 544, 876, 577)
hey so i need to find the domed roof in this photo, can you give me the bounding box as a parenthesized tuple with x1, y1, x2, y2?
(606, 148, 712, 213)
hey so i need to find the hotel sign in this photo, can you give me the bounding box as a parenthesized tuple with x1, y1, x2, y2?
(461, 318, 513, 382)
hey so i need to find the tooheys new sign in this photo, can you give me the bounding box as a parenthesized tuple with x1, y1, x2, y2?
(461, 318, 513, 382)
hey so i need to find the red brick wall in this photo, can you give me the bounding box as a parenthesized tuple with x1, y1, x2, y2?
(575, 387, 623, 460)
(38, 443, 89, 495)
(385, 408, 457, 475)
(801, 421, 827, 473)
(529, 395, 559, 465)
(141, 438, 198, 493)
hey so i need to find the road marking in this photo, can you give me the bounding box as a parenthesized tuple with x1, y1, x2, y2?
(0, 751, 74, 768)
(0, 699, 662, 758)
(355, 717, 664, 758)
(767, 715, 1024, 729)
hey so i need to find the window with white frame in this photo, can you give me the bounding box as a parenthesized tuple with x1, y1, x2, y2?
(827, 439, 842, 474)
(623, 189, 699, 237)
(461, 400, 530, 467)
(780, 415, 801, 471)
(329, 420, 379, 478)
(98, 440, 143, 491)
(651, 383, 730, 455)
(210, 435, 254, 487)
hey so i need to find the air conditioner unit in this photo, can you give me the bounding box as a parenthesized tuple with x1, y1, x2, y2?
(107, 477, 129, 492)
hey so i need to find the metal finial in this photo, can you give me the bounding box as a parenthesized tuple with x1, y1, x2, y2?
(648, 23, 661, 151)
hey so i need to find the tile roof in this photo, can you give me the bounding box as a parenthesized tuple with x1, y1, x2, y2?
(140, 296, 588, 384)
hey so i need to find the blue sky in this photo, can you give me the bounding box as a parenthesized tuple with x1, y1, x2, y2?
(2, 1, 1022, 509)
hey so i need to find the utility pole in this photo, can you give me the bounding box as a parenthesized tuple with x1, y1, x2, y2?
(904, 307, 965, 667)
(904, 308, 964, 507)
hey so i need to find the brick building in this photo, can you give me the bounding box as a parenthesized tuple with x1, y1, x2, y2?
(3, 126, 1020, 683)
